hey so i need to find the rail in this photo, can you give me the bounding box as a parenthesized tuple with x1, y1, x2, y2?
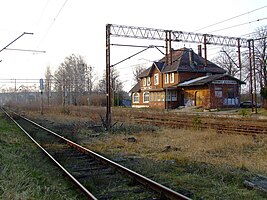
(1, 107, 191, 200)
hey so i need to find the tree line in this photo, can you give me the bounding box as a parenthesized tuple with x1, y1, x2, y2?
(44, 54, 125, 106)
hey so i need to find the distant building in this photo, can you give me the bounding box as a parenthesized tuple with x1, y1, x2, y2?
(129, 48, 245, 109)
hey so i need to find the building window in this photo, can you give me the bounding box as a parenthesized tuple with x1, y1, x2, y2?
(161, 93, 165, 101)
(166, 91, 177, 101)
(143, 78, 146, 86)
(227, 87, 235, 98)
(171, 91, 177, 101)
(164, 73, 169, 84)
(147, 77, 151, 86)
(133, 93, 139, 103)
(215, 87, 222, 98)
(153, 92, 157, 101)
(157, 92, 161, 101)
(154, 73, 159, 85)
(150, 92, 153, 101)
(143, 92, 149, 103)
(166, 91, 171, 101)
(170, 73, 174, 83)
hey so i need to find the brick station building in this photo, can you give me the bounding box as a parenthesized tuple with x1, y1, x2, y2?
(129, 47, 245, 109)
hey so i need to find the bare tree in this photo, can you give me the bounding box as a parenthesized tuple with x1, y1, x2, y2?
(253, 25, 267, 89)
(132, 64, 146, 83)
(95, 68, 124, 106)
(53, 54, 94, 106)
(213, 47, 240, 77)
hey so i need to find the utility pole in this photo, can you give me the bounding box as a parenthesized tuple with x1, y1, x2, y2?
(248, 40, 254, 112)
(252, 39, 258, 113)
(106, 24, 111, 129)
(237, 38, 242, 81)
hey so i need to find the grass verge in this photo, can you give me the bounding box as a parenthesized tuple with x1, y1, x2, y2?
(85, 128, 267, 199)
(0, 112, 85, 200)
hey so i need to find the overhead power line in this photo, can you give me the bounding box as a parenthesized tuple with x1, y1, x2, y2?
(195, 5, 267, 32)
(37, 0, 68, 47)
(208, 17, 267, 34)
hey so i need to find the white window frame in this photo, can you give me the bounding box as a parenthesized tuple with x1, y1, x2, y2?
(143, 92, 150, 103)
(170, 73, 175, 83)
(171, 91, 177, 101)
(154, 73, 159, 85)
(133, 93, 139, 103)
(143, 78, 146, 86)
(164, 73, 169, 84)
(147, 77, 151, 86)
(166, 91, 171, 101)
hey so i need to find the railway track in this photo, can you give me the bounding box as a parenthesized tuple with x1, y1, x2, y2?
(2, 108, 190, 200)
(126, 114, 267, 135)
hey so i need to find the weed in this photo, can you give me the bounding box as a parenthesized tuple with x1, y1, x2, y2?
(240, 109, 248, 116)
(192, 114, 202, 130)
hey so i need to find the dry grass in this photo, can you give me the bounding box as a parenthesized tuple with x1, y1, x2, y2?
(87, 128, 267, 175)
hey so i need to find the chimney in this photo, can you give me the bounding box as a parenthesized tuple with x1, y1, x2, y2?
(198, 45, 202, 57)
(189, 49, 193, 67)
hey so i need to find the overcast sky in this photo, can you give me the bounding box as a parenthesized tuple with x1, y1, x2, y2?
(0, 0, 266, 91)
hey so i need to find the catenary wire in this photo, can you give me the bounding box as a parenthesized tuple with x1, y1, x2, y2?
(36, 0, 68, 48)
(208, 17, 267, 34)
(195, 5, 267, 32)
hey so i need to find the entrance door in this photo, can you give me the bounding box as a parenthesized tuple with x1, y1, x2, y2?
(195, 91, 202, 106)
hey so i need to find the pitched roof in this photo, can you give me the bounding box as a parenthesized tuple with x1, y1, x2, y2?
(129, 81, 140, 93)
(138, 48, 226, 79)
(139, 62, 165, 78)
(160, 47, 226, 74)
(177, 74, 245, 87)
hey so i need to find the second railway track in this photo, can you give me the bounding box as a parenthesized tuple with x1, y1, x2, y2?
(2, 108, 190, 200)
(126, 114, 267, 135)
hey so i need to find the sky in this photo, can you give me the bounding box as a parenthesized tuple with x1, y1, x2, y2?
(0, 0, 266, 92)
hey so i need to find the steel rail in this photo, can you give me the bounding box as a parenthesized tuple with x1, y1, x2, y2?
(130, 115, 267, 135)
(7, 109, 191, 200)
(1, 108, 97, 200)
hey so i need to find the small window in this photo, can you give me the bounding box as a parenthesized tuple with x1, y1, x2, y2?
(143, 78, 146, 86)
(215, 87, 222, 98)
(161, 93, 165, 101)
(150, 92, 153, 101)
(227, 87, 235, 98)
(147, 77, 151, 86)
(171, 91, 177, 101)
(166, 91, 171, 101)
(143, 92, 149, 103)
(157, 92, 161, 101)
(153, 92, 157, 101)
(164, 73, 169, 84)
(170, 73, 175, 83)
(154, 74, 159, 85)
(133, 93, 139, 103)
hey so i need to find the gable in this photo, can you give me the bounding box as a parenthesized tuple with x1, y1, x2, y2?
(138, 62, 164, 78)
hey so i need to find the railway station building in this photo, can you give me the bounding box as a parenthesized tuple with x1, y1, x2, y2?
(129, 47, 245, 110)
